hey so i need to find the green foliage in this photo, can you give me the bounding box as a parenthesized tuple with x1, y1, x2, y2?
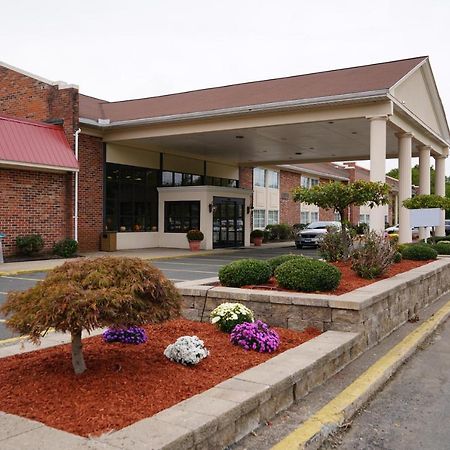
(264, 223, 293, 240)
(293, 223, 308, 232)
(350, 231, 397, 279)
(250, 229, 265, 239)
(292, 180, 390, 219)
(352, 223, 369, 235)
(393, 252, 403, 263)
(16, 234, 44, 256)
(402, 194, 450, 210)
(274, 258, 341, 292)
(267, 254, 304, 274)
(319, 230, 346, 262)
(219, 259, 271, 287)
(186, 229, 204, 241)
(1, 257, 181, 373)
(427, 236, 450, 244)
(432, 241, 450, 255)
(210, 302, 254, 333)
(52, 238, 78, 258)
(401, 244, 438, 260)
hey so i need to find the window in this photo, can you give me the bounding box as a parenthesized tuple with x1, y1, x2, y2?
(300, 211, 309, 224)
(254, 168, 266, 187)
(105, 163, 158, 232)
(300, 176, 319, 189)
(267, 171, 279, 189)
(310, 211, 319, 222)
(359, 214, 370, 224)
(164, 201, 200, 233)
(267, 210, 279, 225)
(205, 176, 239, 187)
(334, 211, 341, 221)
(253, 209, 266, 228)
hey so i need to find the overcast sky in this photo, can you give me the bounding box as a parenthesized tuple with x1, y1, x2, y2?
(1, 0, 449, 172)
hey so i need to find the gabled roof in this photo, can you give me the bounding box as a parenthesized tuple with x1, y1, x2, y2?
(0, 115, 78, 171)
(79, 57, 428, 123)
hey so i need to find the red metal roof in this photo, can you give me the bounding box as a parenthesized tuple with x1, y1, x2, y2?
(0, 116, 78, 171)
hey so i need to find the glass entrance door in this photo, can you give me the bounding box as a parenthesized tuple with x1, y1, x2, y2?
(212, 197, 245, 248)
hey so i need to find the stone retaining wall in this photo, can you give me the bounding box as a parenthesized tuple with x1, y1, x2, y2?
(178, 258, 450, 351)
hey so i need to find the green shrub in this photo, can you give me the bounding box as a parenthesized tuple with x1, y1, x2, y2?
(210, 302, 254, 333)
(401, 244, 438, 260)
(319, 230, 346, 262)
(1, 257, 181, 374)
(16, 234, 44, 256)
(264, 224, 293, 240)
(52, 238, 78, 258)
(432, 241, 450, 255)
(219, 259, 271, 287)
(268, 254, 304, 274)
(403, 194, 450, 210)
(427, 236, 450, 244)
(393, 252, 402, 263)
(274, 258, 341, 292)
(350, 231, 397, 279)
(186, 229, 204, 241)
(250, 229, 264, 239)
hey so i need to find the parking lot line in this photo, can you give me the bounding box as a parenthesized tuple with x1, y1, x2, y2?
(0, 275, 43, 282)
(158, 268, 218, 274)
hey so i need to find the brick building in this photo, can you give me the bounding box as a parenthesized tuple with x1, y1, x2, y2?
(0, 56, 448, 255)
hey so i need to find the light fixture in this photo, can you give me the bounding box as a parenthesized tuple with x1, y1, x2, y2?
(208, 203, 214, 213)
(235, 135, 244, 139)
(309, 147, 314, 150)
(351, 131, 357, 135)
(295, 152, 302, 155)
(328, 121, 334, 124)
(246, 205, 254, 214)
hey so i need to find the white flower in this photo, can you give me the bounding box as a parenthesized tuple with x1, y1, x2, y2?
(164, 335, 209, 366)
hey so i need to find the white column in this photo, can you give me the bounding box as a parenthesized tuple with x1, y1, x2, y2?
(397, 133, 413, 243)
(369, 116, 388, 232)
(419, 146, 431, 240)
(435, 155, 446, 237)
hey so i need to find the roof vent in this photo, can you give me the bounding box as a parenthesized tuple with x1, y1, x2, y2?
(98, 118, 111, 125)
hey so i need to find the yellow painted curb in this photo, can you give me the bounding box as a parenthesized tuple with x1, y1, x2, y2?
(272, 298, 450, 450)
(0, 335, 29, 345)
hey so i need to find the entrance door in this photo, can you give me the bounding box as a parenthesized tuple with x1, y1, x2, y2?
(212, 197, 245, 248)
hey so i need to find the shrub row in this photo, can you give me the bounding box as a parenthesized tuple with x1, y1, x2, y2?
(15, 234, 78, 257)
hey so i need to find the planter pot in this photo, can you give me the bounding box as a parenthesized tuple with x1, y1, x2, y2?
(253, 237, 263, 247)
(189, 240, 202, 251)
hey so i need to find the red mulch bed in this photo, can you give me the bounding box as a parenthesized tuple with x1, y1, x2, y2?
(0, 319, 320, 437)
(241, 259, 432, 295)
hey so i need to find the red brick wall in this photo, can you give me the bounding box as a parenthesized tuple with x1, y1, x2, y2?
(0, 168, 72, 256)
(239, 167, 253, 190)
(279, 170, 300, 225)
(77, 134, 104, 252)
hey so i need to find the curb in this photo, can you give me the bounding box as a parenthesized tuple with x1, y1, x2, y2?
(272, 297, 450, 450)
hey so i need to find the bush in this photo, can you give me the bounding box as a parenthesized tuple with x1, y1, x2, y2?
(210, 302, 254, 333)
(319, 230, 345, 262)
(219, 258, 271, 287)
(353, 223, 369, 235)
(103, 326, 147, 344)
(293, 223, 308, 233)
(230, 320, 280, 353)
(427, 236, 450, 244)
(250, 229, 264, 239)
(275, 258, 341, 292)
(393, 252, 403, 263)
(401, 244, 438, 261)
(432, 241, 450, 255)
(351, 231, 397, 279)
(268, 254, 304, 274)
(403, 194, 450, 210)
(16, 234, 44, 256)
(186, 229, 204, 241)
(164, 335, 209, 365)
(52, 238, 78, 258)
(0, 257, 181, 374)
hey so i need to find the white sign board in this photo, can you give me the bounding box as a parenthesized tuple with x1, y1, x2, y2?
(410, 208, 441, 228)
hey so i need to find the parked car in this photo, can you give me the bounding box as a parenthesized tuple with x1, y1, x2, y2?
(295, 221, 341, 249)
(445, 220, 450, 235)
(385, 224, 420, 239)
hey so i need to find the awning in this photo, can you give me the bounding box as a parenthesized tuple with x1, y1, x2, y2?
(0, 115, 79, 172)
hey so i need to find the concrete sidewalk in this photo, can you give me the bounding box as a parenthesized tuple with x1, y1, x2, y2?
(0, 242, 295, 275)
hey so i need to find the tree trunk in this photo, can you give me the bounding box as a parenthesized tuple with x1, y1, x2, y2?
(340, 211, 350, 260)
(71, 330, 87, 374)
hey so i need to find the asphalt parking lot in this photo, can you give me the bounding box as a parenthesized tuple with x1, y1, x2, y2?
(0, 245, 318, 341)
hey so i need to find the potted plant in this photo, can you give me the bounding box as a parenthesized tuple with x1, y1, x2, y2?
(186, 229, 204, 251)
(250, 229, 264, 246)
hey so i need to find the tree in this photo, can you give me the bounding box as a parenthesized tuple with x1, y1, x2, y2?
(292, 180, 390, 258)
(0, 257, 181, 374)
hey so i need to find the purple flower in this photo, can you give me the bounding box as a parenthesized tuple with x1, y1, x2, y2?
(230, 320, 280, 353)
(103, 326, 147, 345)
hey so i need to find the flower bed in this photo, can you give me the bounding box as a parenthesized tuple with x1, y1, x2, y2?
(239, 259, 430, 295)
(0, 319, 320, 437)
